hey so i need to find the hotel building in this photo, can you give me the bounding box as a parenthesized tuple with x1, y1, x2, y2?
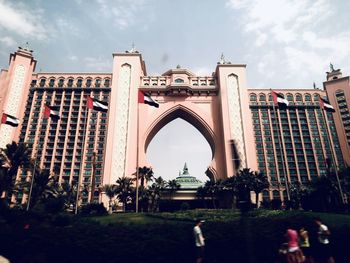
(0, 46, 349, 204)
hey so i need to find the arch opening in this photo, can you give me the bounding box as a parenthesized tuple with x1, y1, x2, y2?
(147, 118, 213, 182)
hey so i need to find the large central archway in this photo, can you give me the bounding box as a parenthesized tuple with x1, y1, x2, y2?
(144, 104, 218, 179)
(103, 53, 258, 185)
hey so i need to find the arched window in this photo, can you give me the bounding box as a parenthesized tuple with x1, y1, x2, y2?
(305, 94, 311, 101)
(67, 78, 74, 87)
(287, 93, 293, 102)
(48, 78, 55, 88)
(268, 93, 273, 101)
(77, 78, 83, 88)
(313, 93, 320, 102)
(58, 78, 64, 87)
(295, 94, 302, 101)
(95, 78, 101, 87)
(86, 78, 92, 87)
(104, 78, 110, 87)
(250, 93, 257, 101)
(259, 94, 266, 101)
(175, 78, 184, 83)
(39, 78, 46, 87)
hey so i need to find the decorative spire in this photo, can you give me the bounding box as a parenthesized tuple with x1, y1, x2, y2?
(18, 41, 33, 53)
(126, 42, 139, 53)
(183, 162, 189, 175)
(219, 53, 225, 64)
(313, 82, 316, 89)
(330, 62, 335, 72)
(176, 64, 181, 69)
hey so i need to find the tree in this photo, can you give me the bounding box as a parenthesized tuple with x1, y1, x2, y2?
(101, 184, 117, 214)
(203, 180, 224, 209)
(116, 177, 134, 212)
(137, 166, 154, 188)
(251, 172, 269, 208)
(0, 142, 32, 199)
(148, 176, 165, 212)
(167, 179, 180, 200)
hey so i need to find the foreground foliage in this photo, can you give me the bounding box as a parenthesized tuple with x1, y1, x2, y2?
(1, 209, 349, 263)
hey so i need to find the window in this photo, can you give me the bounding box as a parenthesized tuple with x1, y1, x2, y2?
(58, 79, 64, 87)
(250, 94, 257, 101)
(95, 79, 101, 87)
(104, 79, 110, 87)
(77, 79, 83, 87)
(259, 94, 266, 101)
(305, 94, 311, 101)
(39, 79, 46, 87)
(86, 79, 92, 87)
(175, 78, 184, 83)
(49, 79, 55, 87)
(67, 78, 74, 87)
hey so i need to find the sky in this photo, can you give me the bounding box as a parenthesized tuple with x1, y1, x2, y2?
(0, 0, 350, 182)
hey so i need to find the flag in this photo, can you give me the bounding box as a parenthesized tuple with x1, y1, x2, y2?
(87, 96, 108, 112)
(43, 105, 60, 119)
(272, 91, 289, 108)
(1, 113, 20, 127)
(138, 90, 159, 108)
(319, 97, 335, 112)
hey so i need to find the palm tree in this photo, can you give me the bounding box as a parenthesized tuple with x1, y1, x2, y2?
(148, 176, 165, 212)
(0, 142, 32, 199)
(116, 177, 134, 212)
(251, 172, 269, 208)
(167, 179, 180, 200)
(101, 184, 117, 214)
(26, 169, 60, 209)
(196, 186, 207, 208)
(136, 166, 154, 188)
(203, 180, 224, 209)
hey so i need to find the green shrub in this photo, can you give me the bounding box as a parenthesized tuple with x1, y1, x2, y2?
(80, 203, 107, 216)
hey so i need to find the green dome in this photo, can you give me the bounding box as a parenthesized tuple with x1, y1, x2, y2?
(175, 163, 204, 189)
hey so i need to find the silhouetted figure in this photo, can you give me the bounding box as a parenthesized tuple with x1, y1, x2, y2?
(314, 218, 335, 263)
(193, 220, 205, 263)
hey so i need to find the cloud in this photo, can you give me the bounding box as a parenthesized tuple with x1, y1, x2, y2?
(226, 0, 350, 87)
(68, 55, 78, 61)
(84, 57, 111, 71)
(0, 36, 16, 47)
(0, 0, 48, 40)
(95, 0, 148, 29)
(192, 67, 213, 76)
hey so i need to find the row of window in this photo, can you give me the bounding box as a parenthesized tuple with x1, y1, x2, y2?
(32, 77, 111, 88)
(250, 92, 322, 102)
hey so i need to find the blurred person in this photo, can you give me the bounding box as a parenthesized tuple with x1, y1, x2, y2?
(193, 219, 205, 263)
(299, 227, 314, 263)
(314, 218, 335, 263)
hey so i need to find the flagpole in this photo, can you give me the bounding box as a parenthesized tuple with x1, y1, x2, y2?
(320, 105, 345, 204)
(27, 113, 48, 211)
(136, 94, 140, 213)
(26, 149, 38, 211)
(75, 101, 89, 214)
(271, 90, 290, 201)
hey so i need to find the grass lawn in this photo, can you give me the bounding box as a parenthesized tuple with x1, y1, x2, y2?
(1, 209, 350, 263)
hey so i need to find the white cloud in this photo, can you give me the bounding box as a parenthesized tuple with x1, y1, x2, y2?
(84, 57, 111, 71)
(226, 0, 350, 87)
(192, 67, 213, 76)
(95, 0, 147, 29)
(0, 36, 16, 47)
(0, 0, 48, 40)
(68, 55, 78, 61)
(56, 18, 80, 36)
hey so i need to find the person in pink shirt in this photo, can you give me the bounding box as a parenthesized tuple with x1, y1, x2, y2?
(285, 228, 305, 263)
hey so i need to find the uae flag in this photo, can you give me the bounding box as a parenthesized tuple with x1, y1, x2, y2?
(138, 90, 159, 108)
(43, 105, 60, 119)
(319, 97, 335, 112)
(1, 113, 20, 127)
(272, 91, 289, 108)
(87, 96, 108, 112)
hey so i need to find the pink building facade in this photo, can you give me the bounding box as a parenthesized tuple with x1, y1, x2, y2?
(0, 47, 348, 204)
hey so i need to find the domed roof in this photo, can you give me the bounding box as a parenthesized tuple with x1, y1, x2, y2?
(175, 163, 204, 189)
